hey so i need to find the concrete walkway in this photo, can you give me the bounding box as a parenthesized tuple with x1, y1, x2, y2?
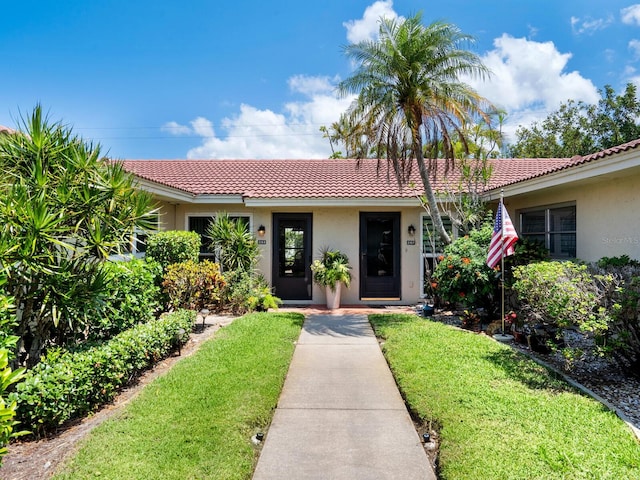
(252, 313, 436, 480)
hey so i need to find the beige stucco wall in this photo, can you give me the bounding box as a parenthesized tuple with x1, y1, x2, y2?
(152, 200, 425, 305)
(504, 169, 640, 262)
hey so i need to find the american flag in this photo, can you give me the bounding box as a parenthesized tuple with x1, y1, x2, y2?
(486, 201, 518, 268)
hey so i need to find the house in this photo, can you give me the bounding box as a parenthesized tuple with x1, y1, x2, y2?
(121, 137, 640, 306)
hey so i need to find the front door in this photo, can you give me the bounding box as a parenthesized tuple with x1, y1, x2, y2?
(272, 213, 312, 300)
(360, 212, 401, 299)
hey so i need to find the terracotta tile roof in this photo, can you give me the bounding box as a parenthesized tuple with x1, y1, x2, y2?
(121, 139, 640, 199)
(122, 158, 426, 198)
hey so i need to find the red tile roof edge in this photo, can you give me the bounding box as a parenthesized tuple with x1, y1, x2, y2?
(119, 138, 640, 198)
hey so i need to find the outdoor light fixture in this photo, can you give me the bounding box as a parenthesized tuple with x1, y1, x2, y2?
(258, 225, 266, 237)
(408, 224, 416, 236)
(199, 308, 210, 331)
(176, 328, 186, 356)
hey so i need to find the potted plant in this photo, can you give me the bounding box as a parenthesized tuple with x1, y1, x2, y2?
(310, 248, 352, 309)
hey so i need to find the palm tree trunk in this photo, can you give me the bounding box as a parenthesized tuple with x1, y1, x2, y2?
(413, 122, 452, 245)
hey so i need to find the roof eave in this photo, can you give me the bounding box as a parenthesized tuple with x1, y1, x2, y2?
(483, 149, 640, 200)
(243, 197, 422, 207)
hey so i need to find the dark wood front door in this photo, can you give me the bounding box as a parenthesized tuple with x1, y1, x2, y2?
(360, 212, 401, 299)
(272, 213, 312, 300)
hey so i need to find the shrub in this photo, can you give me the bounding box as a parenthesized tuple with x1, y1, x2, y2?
(433, 227, 496, 310)
(89, 259, 163, 340)
(590, 261, 640, 377)
(162, 260, 226, 311)
(146, 231, 201, 271)
(512, 261, 612, 335)
(221, 270, 281, 314)
(0, 349, 26, 463)
(11, 309, 195, 438)
(0, 286, 25, 464)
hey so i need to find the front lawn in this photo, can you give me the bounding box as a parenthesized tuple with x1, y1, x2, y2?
(53, 312, 304, 480)
(370, 314, 640, 480)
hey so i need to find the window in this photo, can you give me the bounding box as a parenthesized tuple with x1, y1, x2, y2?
(124, 212, 160, 257)
(420, 215, 456, 297)
(135, 213, 160, 253)
(187, 214, 252, 261)
(520, 204, 576, 258)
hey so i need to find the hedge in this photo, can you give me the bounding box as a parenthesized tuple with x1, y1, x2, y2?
(10, 309, 196, 438)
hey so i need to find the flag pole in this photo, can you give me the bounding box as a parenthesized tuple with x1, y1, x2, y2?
(500, 189, 505, 335)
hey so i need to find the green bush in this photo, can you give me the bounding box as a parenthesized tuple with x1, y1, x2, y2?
(89, 259, 163, 340)
(597, 254, 640, 268)
(0, 349, 26, 463)
(590, 261, 640, 377)
(145, 231, 201, 271)
(162, 260, 226, 311)
(11, 310, 195, 438)
(512, 261, 612, 334)
(221, 270, 281, 314)
(433, 225, 496, 310)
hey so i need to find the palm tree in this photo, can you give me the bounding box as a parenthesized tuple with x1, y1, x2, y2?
(338, 13, 493, 244)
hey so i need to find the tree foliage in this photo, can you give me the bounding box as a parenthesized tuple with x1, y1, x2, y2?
(509, 83, 640, 158)
(0, 106, 156, 366)
(337, 13, 494, 245)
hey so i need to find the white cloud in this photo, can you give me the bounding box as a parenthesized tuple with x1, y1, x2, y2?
(621, 4, 640, 25)
(466, 34, 599, 140)
(170, 78, 355, 160)
(161, 121, 191, 136)
(630, 39, 640, 59)
(288, 75, 336, 95)
(343, 0, 398, 43)
(570, 15, 613, 35)
(164, 1, 608, 159)
(160, 117, 215, 137)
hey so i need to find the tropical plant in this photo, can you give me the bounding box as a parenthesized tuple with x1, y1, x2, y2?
(145, 230, 201, 271)
(310, 248, 352, 292)
(338, 13, 493, 245)
(0, 106, 155, 367)
(206, 213, 259, 273)
(0, 349, 26, 462)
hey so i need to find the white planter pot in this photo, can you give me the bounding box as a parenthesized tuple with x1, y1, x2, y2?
(325, 283, 342, 310)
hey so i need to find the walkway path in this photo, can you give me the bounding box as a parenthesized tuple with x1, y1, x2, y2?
(252, 313, 436, 480)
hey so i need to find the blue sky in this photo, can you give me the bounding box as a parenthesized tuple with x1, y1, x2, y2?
(3, 0, 640, 159)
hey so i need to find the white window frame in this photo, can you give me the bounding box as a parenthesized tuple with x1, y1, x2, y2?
(419, 213, 457, 298)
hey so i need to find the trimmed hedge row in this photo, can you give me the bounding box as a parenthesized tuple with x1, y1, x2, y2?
(11, 309, 196, 438)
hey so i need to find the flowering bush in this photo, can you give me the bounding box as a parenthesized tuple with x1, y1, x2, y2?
(433, 234, 496, 310)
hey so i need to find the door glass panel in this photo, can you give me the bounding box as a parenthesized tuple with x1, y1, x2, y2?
(366, 218, 394, 277)
(279, 225, 305, 277)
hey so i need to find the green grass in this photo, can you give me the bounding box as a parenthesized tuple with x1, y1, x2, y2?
(53, 312, 304, 480)
(370, 314, 640, 480)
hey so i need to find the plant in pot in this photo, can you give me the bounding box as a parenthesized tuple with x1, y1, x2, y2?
(310, 248, 352, 309)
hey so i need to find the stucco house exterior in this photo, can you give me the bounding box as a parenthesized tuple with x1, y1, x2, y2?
(121, 138, 640, 306)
